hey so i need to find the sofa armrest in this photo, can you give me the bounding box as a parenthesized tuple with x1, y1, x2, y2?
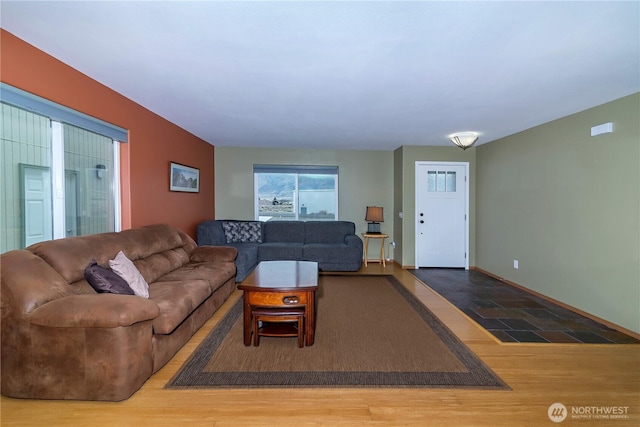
(190, 245, 238, 263)
(28, 294, 159, 328)
(345, 234, 363, 247)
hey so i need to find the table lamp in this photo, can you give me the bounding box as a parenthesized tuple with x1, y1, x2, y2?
(365, 206, 383, 234)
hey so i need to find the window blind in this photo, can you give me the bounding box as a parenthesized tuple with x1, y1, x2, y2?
(253, 164, 338, 175)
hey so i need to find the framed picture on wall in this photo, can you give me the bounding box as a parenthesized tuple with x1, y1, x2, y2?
(170, 162, 199, 193)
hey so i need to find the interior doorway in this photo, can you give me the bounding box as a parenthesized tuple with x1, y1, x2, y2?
(20, 164, 52, 247)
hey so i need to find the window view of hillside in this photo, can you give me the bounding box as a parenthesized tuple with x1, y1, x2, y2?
(256, 172, 337, 221)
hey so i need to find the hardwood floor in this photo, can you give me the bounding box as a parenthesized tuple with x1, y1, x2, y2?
(2, 265, 638, 426)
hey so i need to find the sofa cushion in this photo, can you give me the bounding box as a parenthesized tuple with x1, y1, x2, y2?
(27, 231, 126, 285)
(117, 225, 185, 261)
(305, 221, 355, 243)
(258, 242, 304, 261)
(25, 224, 191, 286)
(109, 251, 149, 298)
(190, 246, 238, 263)
(263, 221, 305, 243)
(133, 248, 190, 284)
(222, 221, 262, 243)
(148, 280, 212, 334)
(84, 260, 134, 295)
(155, 261, 235, 294)
(303, 243, 361, 265)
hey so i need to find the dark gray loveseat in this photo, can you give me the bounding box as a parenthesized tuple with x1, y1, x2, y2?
(197, 220, 363, 281)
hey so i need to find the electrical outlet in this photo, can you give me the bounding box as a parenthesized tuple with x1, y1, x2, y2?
(513, 260, 519, 269)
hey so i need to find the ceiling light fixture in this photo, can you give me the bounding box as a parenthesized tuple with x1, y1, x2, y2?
(449, 132, 479, 150)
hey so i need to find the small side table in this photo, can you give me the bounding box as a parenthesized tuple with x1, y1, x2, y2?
(361, 233, 389, 267)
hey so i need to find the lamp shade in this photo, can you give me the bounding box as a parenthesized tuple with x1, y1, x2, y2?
(449, 132, 479, 150)
(365, 206, 384, 223)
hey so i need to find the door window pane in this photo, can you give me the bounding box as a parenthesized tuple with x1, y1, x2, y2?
(426, 169, 457, 193)
(437, 172, 446, 192)
(427, 171, 436, 192)
(446, 171, 457, 192)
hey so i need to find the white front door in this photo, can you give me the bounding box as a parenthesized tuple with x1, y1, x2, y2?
(415, 162, 468, 268)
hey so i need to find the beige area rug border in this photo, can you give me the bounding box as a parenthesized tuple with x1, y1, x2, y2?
(166, 276, 510, 390)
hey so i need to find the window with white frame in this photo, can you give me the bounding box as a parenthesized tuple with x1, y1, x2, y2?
(1, 84, 125, 252)
(254, 165, 338, 221)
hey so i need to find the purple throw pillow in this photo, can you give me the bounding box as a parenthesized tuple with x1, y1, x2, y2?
(84, 260, 135, 295)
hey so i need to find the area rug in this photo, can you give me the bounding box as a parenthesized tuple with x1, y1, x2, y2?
(166, 276, 509, 389)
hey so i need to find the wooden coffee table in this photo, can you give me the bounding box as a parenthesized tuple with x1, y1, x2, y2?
(238, 261, 319, 347)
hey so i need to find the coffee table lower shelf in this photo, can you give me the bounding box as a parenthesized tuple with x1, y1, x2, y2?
(259, 322, 300, 337)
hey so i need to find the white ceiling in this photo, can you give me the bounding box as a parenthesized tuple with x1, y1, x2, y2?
(1, 1, 638, 151)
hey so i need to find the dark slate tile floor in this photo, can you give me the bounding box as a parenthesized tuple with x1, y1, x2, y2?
(410, 268, 640, 344)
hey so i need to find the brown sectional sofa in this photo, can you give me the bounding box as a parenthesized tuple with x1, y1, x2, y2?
(0, 224, 237, 401)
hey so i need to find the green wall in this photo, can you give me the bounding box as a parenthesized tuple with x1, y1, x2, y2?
(214, 147, 395, 255)
(475, 93, 640, 333)
(396, 145, 477, 267)
(214, 93, 639, 333)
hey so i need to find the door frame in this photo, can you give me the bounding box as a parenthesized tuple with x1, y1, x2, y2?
(65, 169, 80, 237)
(414, 161, 470, 270)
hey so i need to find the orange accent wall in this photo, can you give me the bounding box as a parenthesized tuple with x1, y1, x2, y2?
(1, 30, 214, 238)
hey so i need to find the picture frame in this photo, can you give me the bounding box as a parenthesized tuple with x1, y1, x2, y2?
(170, 162, 199, 193)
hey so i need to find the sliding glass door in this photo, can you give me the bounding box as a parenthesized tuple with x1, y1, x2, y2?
(1, 102, 120, 252)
